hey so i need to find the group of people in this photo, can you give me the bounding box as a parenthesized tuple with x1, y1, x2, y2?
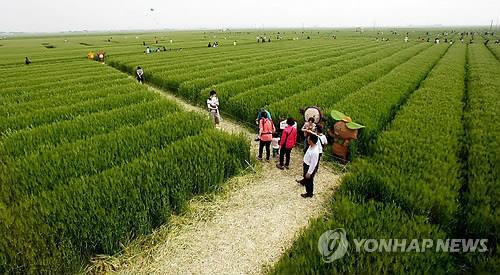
(206, 89, 327, 198)
(254, 110, 327, 198)
(208, 41, 219, 48)
(146, 46, 167, 54)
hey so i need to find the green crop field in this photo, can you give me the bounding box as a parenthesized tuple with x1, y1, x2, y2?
(0, 29, 498, 273)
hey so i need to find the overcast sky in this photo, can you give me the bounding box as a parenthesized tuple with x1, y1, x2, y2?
(1, 0, 500, 32)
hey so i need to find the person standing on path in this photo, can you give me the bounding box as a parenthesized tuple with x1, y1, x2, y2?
(276, 118, 297, 170)
(298, 135, 320, 198)
(136, 67, 144, 84)
(207, 90, 220, 126)
(307, 124, 328, 160)
(255, 108, 272, 141)
(271, 133, 280, 159)
(257, 111, 275, 162)
(301, 117, 316, 153)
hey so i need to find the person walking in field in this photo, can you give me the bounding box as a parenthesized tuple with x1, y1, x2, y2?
(257, 111, 275, 162)
(207, 90, 220, 126)
(297, 135, 320, 198)
(136, 67, 144, 84)
(24, 57, 31, 65)
(276, 118, 297, 170)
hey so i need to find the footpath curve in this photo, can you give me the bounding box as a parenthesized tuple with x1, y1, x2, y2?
(91, 79, 342, 274)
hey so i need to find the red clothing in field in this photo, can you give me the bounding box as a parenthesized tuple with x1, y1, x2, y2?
(259, 118, 275, 142)
(280, 126, 297, 149)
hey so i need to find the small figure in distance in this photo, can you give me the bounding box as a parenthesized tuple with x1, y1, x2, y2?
(143, 41, 146, 46)
(208, 41, 212, 47)
(207, 90, 220, 126)
(233, 40, 237, 46)
(163, 46, 167, 51)
(24, 56, 31, 65)
(136, 66, 144, 84)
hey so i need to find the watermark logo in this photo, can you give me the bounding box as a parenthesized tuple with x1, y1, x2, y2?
(318, 228, 349, 262)
(318, 228, 489, 262)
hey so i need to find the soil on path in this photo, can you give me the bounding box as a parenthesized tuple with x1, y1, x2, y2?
(92, 83, 342, 274)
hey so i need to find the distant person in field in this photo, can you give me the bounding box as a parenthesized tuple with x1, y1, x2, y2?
(24, 57, 31, 65)
(207, 90, 220, 126)
(297, 135, 319, 198)
(276, 118, 298, 170)
(257, 111, 275, 162)
(208, 42, 212, 47)
(136, 66, 144, 84)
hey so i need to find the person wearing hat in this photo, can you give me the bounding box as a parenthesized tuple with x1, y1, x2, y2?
(329, 115, 358, 162)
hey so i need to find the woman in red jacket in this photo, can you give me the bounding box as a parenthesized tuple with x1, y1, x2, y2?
(258, 111, 275, 161)
(276, 118, 297, 170)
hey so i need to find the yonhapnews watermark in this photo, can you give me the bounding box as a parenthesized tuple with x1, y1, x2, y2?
(318, 228, 488, 262)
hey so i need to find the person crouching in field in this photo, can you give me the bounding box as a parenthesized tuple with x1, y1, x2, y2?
(207, 90, 220, 126)
(257, 111, 275, 162)
(276, 118, 297, 170)
(297, 135, 320, 198)
(136, 67, 144, 84)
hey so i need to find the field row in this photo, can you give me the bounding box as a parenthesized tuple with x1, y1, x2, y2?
(271, 43, 499, 273)
(0, 59, 250, 273)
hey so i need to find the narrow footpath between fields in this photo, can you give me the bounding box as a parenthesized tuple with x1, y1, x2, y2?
(91, 80, 342, 274)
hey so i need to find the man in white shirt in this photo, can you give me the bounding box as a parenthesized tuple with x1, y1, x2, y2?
(207, 90, 220, 126)
(298, 135, 320, 198)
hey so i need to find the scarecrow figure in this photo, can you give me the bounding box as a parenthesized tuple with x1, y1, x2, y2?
(328, 110, 364, 163)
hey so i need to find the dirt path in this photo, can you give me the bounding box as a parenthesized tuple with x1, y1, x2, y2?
(97, 84, 342, 274)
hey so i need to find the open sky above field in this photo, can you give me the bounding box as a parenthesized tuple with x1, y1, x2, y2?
(1, 0, 500, 32)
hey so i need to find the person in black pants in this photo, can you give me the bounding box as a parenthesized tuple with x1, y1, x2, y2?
(257, 111, 275, 161)
(136, 66, 144, 84)
(277, 118, 297, 170)
(297, 135, 320, 198)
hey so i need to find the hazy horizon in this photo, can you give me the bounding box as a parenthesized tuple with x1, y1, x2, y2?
(1, 0, 499, 33)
